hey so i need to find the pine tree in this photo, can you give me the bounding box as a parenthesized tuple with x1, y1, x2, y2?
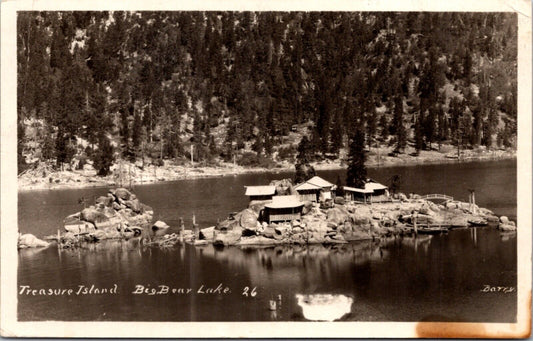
(330, 114, 344, 156)
(41, 125, 55, 161)
(296, 135, 313, 164)
(414, 116, 424, 153)
(132, 110, 142, 149)
(379, 114, 388, 142)
(335, 174, 345, 197)
(92, 135, 115, 176)
(424, 107, 436, 149)
(393, 96, 406, 153)
(346, 128, 366, 188)
(120, 108, 130, 158)
(437, 104, 447, 150)
(17, 120, 27, 174)
(365, 111, 377, 149)
(55, 129, 74, 169)
(294, 135, 316, 183)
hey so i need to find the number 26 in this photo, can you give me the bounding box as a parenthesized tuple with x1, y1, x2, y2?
(242, 286, 257, 297)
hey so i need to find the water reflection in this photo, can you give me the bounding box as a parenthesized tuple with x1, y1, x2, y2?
(18, 228, 516, 322)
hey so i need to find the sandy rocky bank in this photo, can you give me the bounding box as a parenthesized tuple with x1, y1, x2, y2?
(18, 183, 516, 249)
(17, 148, 515, 192)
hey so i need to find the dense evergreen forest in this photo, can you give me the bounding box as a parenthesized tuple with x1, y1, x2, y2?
(17, 11, 517, 175)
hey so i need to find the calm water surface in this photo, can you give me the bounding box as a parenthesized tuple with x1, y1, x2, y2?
(18, 160, 517, 322)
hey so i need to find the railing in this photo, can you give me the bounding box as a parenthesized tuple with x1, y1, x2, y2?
(269, 213, 301, 222)
(421, 194, 454, 201)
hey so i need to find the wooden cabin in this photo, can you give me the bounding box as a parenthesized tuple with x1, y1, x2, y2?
(344, 180, 389, 204)
(244, 185, 276, 201)
(294, 182, 322, 202)
(365, 180, 389, 202)
(265, 195, 304, 223)
(343, 186, 373, 203)
(295, 176, 334, 202)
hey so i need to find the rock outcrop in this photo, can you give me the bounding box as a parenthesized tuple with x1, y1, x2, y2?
(204, 194, 503, 247)
(46, 187, 157, 248)
(18, 233, 49, 248)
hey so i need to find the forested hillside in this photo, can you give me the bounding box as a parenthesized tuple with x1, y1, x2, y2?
(17, 11, 517, 175)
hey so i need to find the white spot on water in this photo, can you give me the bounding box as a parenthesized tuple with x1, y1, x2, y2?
(296, 294, 353, 321)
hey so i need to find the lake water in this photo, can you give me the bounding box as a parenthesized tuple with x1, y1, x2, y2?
(17, 159, 517, 322)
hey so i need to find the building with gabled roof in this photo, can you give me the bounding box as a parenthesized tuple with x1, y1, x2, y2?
(294, 181, 322, 202)
(306, 176, 334, 189)
(294, 176, 334, 202)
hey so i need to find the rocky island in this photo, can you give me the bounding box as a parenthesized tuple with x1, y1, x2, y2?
(18, 178, 516, 250)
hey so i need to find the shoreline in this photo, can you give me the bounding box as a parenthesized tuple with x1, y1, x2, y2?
(18, 149, 516, 192)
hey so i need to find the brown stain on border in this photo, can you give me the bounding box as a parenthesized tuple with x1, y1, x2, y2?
(415, 290, 531, 338)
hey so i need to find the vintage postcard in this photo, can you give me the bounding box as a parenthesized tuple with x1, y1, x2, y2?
(1, 0, 531, 338)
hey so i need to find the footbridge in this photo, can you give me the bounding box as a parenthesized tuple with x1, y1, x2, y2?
(421, 194, 454, 202)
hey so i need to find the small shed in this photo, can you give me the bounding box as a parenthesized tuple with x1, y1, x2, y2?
(343, 179, 389, 203)
(343, 186, 374, 203)
(265, 195, 304, 223)
(365, 180, 389, 201)
(294, 182, 322, 202)
(244, 186, 276, 201)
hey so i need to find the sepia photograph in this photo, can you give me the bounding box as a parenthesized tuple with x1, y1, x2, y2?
(1, 0, 531, 338)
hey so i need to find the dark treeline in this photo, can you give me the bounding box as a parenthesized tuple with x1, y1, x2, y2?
(17, 11, 517, 174)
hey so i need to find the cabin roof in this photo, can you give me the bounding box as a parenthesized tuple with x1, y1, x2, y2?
(365, 181, 388, 191)
(343, 180, 388, 194)
(294, 182, 322, 191)
(265, 195, 304, 209)
(344, 186, 374, 194)
(306, 176, 334, 188)
(245, 186, 276, 196)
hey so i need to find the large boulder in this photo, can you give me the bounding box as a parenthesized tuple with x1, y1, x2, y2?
(308, 231, 326, 244)
(103, 227, 122, 239)
(334, 197, 345, 205)
(302, 201, 314, 215)
(350, 212, 371, 226)
(445, 201, 458, 209)
(261, 227, 276, 239)
(114, 188, 132, 201)
(499, 221, 516, 231)
(327, 206, 349, 225)
(248, 200, 270, 215)
(102, 207, 118, 218)
(95, 196, 114, 207)
(305, 219, 329, 233)
(213, 230, 242, 246)
(63, 212, 81, 224)
(240, 209, 258, 230)
(94, 215, 122, 229)
(89, 230, 107, 241)
(217, 218, 241, 231)
(499, 216, 509, 224)
(122, 211, 152, 226)
(65, 221, 95, 233)
(238, 236, 280, 246)
(200, 226, 216, 240)
(81, 207, 110, 225)
(269, 178, 294, 195)
(18, 234, 49, 248)
(152, 220, 170, 230)
(124, 199, 142, 213)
